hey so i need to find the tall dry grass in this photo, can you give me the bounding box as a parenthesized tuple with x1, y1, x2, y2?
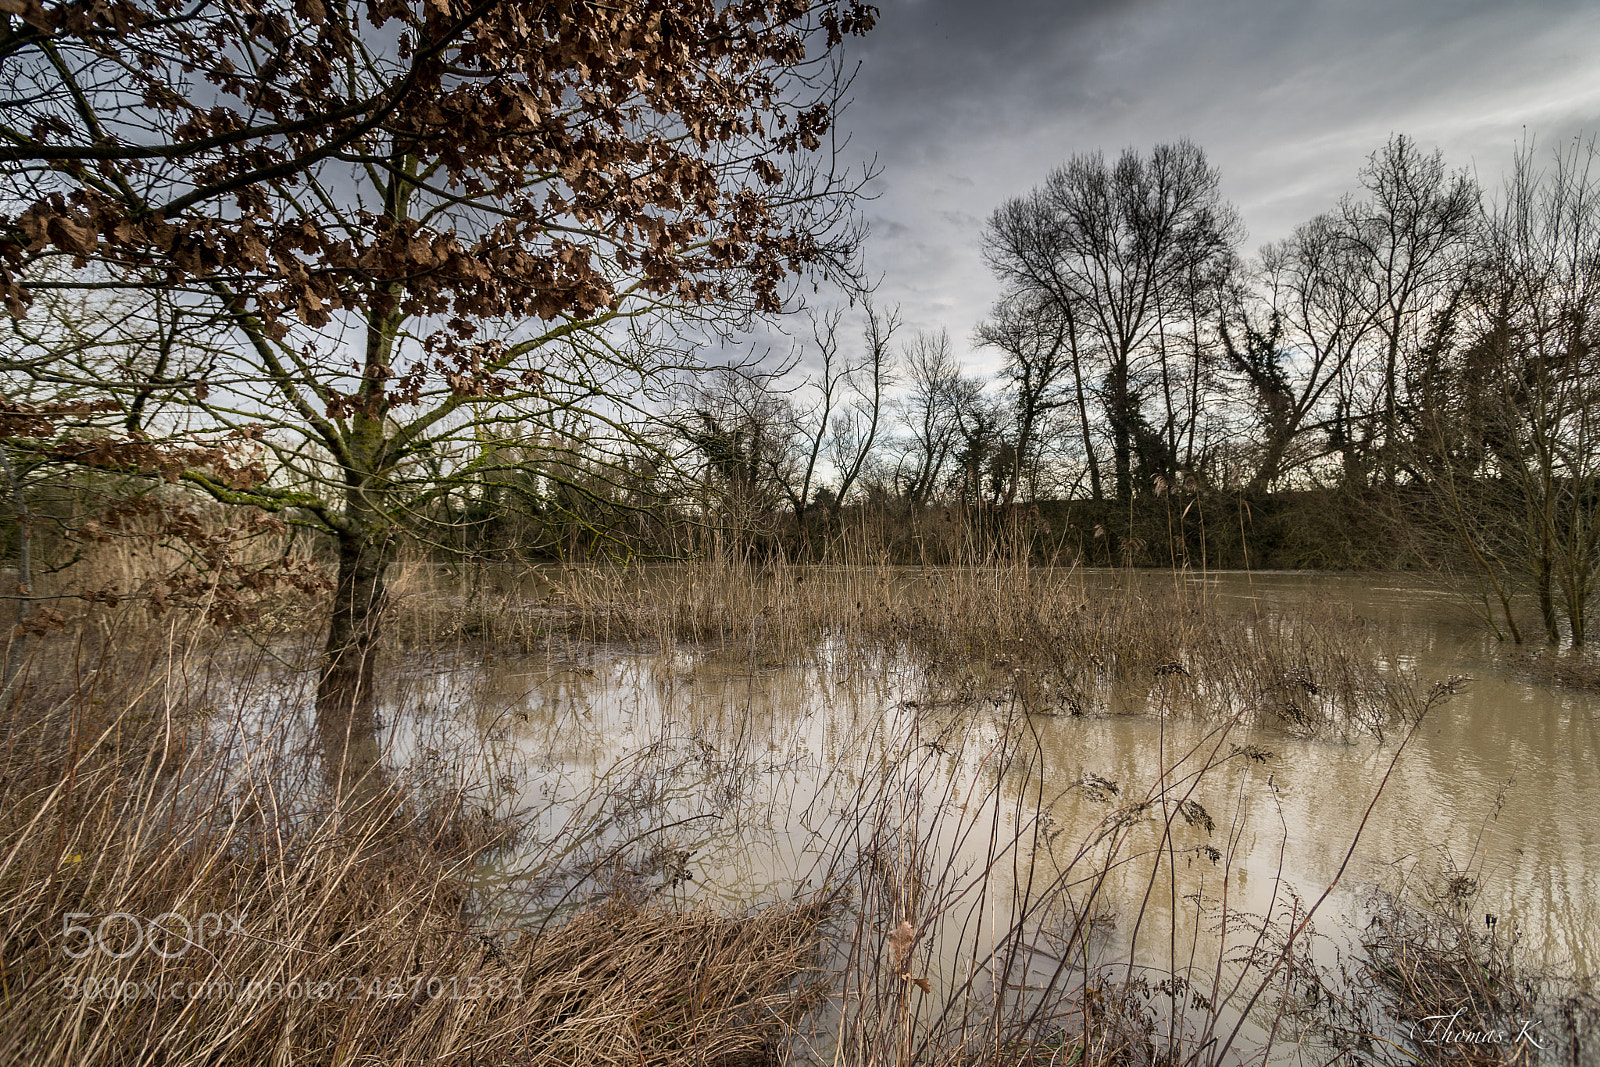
(791, 674, 1472, 1067)
(0, 618, 833, 1067)
(0, 641, 1494, 1067)
(0, 532, 1524, 1067)
(1257, 867, 1600, 1065)
(388, 552, 1428, 740)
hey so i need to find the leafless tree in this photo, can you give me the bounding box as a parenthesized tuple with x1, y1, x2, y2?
(977, 291, 1074, 505)
(776, 310, 846, 537)
(892, 329, 963, 507)
(1225, 216, 1374, 490)
(1336, 135, 1479, 486)
(984, 141, 1242, 504)
(825, 301, 897, 521)
(677, 362, 795, 551)
(1417, 137, 1600, 644)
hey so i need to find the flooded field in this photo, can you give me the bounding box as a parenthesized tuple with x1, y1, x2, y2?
(321, 566, 1598, 1061)
(25, 565, 1591, 1065)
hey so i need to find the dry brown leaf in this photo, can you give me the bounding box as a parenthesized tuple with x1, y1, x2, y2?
(888, 919, 916, 967)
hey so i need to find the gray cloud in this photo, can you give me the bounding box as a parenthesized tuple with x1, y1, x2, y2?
(833, 0, 1600, 374)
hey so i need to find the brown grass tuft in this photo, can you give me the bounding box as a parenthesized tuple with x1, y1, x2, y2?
(0, 629, 830, 1067)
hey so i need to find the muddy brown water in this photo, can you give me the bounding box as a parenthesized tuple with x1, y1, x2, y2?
(357, 570, 1598, 983)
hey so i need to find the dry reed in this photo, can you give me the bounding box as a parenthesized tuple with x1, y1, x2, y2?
(1265, 870, 1600, 1065)
(0, 539, 1508, 1067)
(0, 622, 832, 1067)
(387, 552, 1427, 739)
(791, 683, 1450, 1067)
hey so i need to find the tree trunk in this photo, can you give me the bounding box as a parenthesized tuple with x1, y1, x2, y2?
(0, 445, 30, 705)
(1535, 551, 1559, 645)
(1107, 357, 1134, 505)
(1070, 335, 1102, 503)
(316, 525, 392, 796)
(1383, 332, 1400, 487)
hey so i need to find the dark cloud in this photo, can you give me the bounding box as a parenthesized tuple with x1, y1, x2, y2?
(835, 0, 1600, 373)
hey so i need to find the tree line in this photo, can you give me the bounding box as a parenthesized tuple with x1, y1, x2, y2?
(547, 134, 1596, 646)
(2, 0, 1596, 678)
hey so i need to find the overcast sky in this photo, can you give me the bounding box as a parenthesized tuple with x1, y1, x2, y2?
(820, 0, 1600, 375)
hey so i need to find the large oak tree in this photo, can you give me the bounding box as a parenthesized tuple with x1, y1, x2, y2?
(1, 0, 876, 773)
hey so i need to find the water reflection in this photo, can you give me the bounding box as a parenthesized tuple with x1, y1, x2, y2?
(380, 572, 1598, 984)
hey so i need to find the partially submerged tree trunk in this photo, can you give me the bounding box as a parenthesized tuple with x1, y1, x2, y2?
(316, 521, 393, 799)
(0, 445, 30, 705)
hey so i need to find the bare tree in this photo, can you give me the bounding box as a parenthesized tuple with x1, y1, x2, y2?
(1222, 216, 1374, 490)
(984, 141, 1241, 503)
(976, 291, 1073, 505)
(678, 363, 795, 552)
(1417, 137, 1600, 644)
(892, 329, 963, 507)
(766, 311, 837, 540)
(1337, 135, 1479, 486)
(825, 301, 897, 521)
(946, 375, 1006, 508)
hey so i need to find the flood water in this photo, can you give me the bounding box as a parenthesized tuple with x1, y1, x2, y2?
(343, 568, 1598, 1056)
